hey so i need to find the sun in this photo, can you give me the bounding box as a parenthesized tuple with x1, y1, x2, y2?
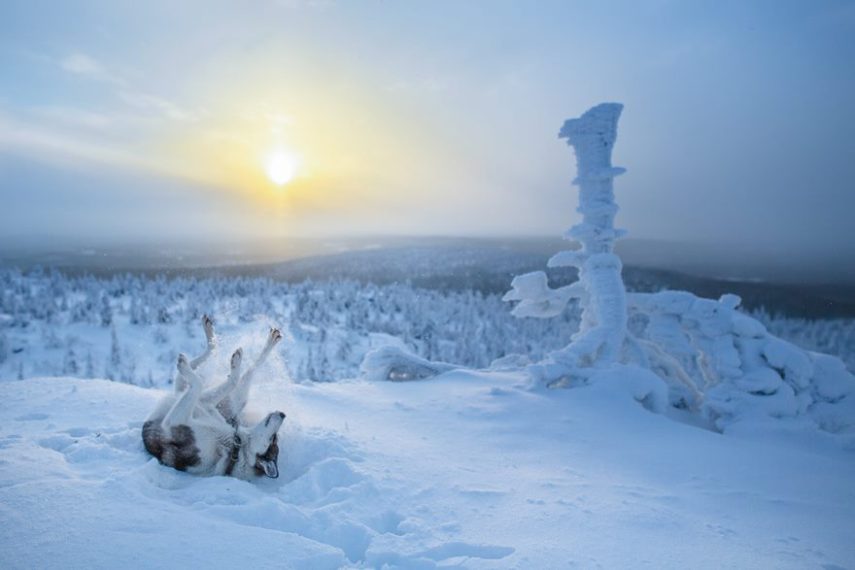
(264, 148, 299, 186)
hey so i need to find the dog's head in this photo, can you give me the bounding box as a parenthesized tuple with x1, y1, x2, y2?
(247, 411, 285, 478)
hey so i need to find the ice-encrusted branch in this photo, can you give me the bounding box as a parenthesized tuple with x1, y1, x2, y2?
(503, 272, 585, 318)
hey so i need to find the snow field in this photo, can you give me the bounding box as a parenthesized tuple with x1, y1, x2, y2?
(2, 370, 854, 569)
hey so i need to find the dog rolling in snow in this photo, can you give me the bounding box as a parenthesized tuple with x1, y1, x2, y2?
(142, 316, 286, 479)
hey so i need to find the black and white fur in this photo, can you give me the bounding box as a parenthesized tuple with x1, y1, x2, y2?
(142, 316, 286, 480)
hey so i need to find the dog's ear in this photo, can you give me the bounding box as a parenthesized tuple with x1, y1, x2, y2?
(259, 459, 279, 478)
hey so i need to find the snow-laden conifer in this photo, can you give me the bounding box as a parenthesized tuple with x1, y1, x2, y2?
(503, 103, 855, 434)
(504, 103, 629, 384)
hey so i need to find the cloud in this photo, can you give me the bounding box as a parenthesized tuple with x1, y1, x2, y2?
(0, 112, 158, 172)
(60, 53, 106, 77)
(56, 51, 197, 122)
(31, 106, 114, 130)
(118, 90, 195, 122)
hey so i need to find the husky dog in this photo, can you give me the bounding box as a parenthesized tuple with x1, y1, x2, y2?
(142, 316, 286, 480)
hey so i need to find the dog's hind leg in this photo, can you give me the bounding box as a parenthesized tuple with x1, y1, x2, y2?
(163, 354, 204, 427)
(224, 328, 282, 417)
(173, 315, 216, 393)
(201, 348, 243, 421)
(190, 314, 216, 369)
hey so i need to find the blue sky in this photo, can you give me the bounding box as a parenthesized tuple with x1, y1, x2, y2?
(1, 0, 853, 257)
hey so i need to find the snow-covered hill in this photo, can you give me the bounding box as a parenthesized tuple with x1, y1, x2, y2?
(2, 263, 854, 568)
(2, 373, 853, 569)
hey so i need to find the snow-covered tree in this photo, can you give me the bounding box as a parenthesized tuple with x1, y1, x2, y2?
(63, 347, 79, 376)
(106, 324, 121, 381)
(501, 103, 855, 435)
(0, 332, 8, 364)
(85, 351, 96, 378)
(45, 325, 62, 349)
(99, 293, 113, 327)
(504, 102, 628, 385)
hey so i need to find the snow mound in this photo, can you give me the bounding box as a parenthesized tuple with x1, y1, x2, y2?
(628, 291, 855, 435)
(361, 345, 456, 382)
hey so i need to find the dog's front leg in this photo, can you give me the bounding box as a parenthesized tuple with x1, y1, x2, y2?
(201, 348, 243, 420)
(230, 328, 282, 416)
(190, 314, 217, 369)
(173, 315, 216, 393)
(163, 354, 204, 428)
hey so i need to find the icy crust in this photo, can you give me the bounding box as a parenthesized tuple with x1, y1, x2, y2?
(628, 291, 855, 434)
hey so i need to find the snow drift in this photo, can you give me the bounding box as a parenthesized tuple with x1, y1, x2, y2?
(628, 291, 855, 434)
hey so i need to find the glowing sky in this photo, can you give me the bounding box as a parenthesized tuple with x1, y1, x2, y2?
(1, 0, 854, 255)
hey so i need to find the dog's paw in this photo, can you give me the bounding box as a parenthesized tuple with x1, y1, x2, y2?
(264, 410, 286, 428)
(202, 314, 215, 342)
(176, 353, 191, 374)
(230, 348, 243, 369)
(268, 328, 283, 345)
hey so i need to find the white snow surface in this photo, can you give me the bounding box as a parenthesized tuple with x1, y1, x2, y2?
(2, 370, 854, 569)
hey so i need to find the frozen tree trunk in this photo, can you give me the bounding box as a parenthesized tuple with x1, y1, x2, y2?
(553, 103, 628, 366)
(505, 103, 629, 384)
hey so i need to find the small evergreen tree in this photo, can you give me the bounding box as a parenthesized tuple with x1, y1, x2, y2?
(100, 293, 113, 327)
(85, 351, 96, 378)
(106, 324, 121, 381)
(63, 347, 79, 376)
(0, 332, 8, 364)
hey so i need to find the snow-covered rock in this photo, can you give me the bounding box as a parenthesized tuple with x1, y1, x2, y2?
(360, 345, 455, 382)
